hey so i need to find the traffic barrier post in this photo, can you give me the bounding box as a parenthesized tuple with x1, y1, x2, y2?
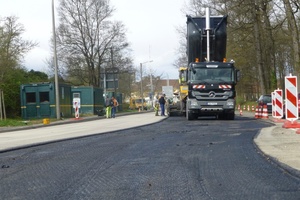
(261, 105, 269, 119)
(255, 106, 260, 119)
(282, 75, 300, 128)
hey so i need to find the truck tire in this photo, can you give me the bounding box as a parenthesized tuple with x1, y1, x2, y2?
(187, 112, 191, 120)
(226, 112, 235, 120)
(218, 113, 224, 120)
(186, 109, 196, 120)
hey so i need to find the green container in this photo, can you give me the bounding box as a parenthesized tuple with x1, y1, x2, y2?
(20, 82, 72, 119)
(71, 86, 104, 116)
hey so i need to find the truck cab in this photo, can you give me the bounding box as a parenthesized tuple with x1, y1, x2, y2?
(186, 61, 239, 120)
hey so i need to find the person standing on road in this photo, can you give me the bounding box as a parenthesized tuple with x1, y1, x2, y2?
(111, 96, 119, 118)
(105, 96, 112, 118)
(159, 94, 166, 116)
(154, 102, 159, 116)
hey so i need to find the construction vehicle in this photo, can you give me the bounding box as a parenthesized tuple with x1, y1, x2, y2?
(129, 97, 147, 110)
(183, 8, 240, 120)
(168, 67, 188, 116)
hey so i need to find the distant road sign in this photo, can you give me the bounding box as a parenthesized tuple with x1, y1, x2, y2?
(162, 86, 173, 98)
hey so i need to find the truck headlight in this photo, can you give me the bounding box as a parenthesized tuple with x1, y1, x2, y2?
(191, 101, 198, 107)
(188, 99, 198, 108)
(226, 100, 235, 106)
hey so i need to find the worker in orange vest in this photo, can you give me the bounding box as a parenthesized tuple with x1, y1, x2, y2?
(111, 96, 119, 118)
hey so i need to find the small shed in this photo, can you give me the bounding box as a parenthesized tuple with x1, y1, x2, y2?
(20, 82, 72, 119)
(71, 86, 104, 115)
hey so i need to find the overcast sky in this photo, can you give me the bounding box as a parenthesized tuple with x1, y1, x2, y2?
(0, 0, 187, 79)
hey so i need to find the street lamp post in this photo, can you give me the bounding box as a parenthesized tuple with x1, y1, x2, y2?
(149, 69, 154, 109)
(140, 60, 153, 111)
(52, 0, 60, 120)
(103, 67, 106, 96)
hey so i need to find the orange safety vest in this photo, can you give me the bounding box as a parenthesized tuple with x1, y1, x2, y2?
(113, 99, 119, 107)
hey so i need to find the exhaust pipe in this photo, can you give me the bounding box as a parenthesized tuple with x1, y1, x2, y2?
(206, 8, 210, 62)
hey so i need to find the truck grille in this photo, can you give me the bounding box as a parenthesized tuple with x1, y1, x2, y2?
(192, 91, 229, 100)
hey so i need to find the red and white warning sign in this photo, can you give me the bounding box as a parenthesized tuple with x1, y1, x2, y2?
(73, 98, 81, 119)
(272, 89, 283, 119)
(285, 76, 298, 121)
(272, 92, 275, 117)
(74, 102, 79, 118)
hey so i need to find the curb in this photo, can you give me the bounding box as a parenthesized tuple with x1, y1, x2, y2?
(0, 112, 168, 153)
(0, 111, 150, 134)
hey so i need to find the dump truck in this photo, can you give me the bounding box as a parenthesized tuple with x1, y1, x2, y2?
(183, 8, 240, 120)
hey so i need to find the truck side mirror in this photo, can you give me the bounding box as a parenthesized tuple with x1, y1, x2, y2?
(179, 69, 188, 84)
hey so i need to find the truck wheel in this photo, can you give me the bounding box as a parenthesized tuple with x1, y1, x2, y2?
(186, 111, 195, 120)
(226, 113, 235, 120)
(218, 114, 224, 120)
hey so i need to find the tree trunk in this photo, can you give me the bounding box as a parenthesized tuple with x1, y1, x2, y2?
(283, 0, 300, 81)
(260, 0, 276, 92)
(252, 1, 266, 94)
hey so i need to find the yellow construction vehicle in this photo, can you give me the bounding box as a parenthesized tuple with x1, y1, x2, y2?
(129, 97, 147, 110)
(168, 67, 188, 116)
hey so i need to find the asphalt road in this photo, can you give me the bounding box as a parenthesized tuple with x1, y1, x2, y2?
(1, 115, 300, 199)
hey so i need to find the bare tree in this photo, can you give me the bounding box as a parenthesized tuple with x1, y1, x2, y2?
(173, 25, 187, 69)
(252, 0, 266, 94)
(0, 16, 38, 117)
(55, 0, 132, 87)
(283, 0, 300, 78)
(0, 16, 37, 81)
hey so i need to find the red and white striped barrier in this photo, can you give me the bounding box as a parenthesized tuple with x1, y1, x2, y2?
(219, 85, 232, 89)
(261, 105, 269, 119)
(272, 91, 275, 117)
(193, 85, 206, 89)
(255, 106, 263, 119)
(273, 89, 283, 119)
(73, 99, 81, 119)
(285, 76, 298, 120)
(74, 102, 79, 119)
(283, 75, 300, 128)
(255, 106, 260, 119)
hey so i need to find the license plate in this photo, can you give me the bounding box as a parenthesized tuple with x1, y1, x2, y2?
(208, 102, 217, 105)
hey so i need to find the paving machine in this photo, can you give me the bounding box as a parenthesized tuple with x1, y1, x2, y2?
(168, 67, 188, 116)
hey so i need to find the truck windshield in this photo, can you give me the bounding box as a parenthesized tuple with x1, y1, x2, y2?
(190, 68, 233, 82)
